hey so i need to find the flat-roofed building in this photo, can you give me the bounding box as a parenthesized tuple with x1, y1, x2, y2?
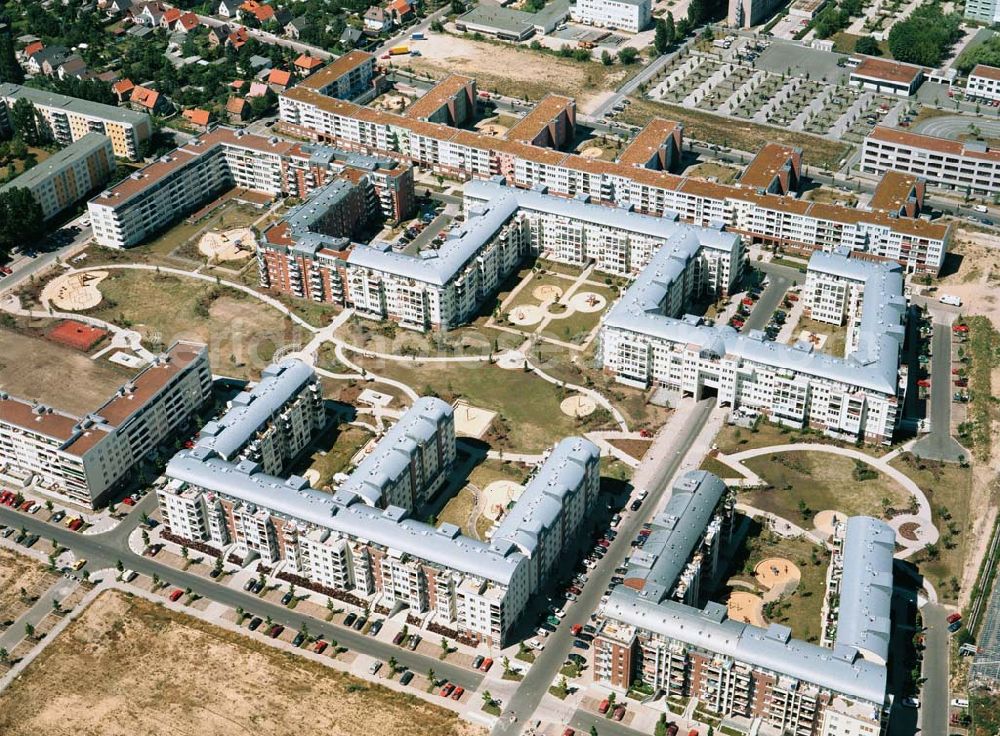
(0, 132, 114, 220)
(570, 0, 651, 32)
(0, 82, 151, 160)
(0, 342, 211, 508)
(862, 125, 1000, 196)
(849, 56, 925, 96)
(296, 50, 375, 101)
(966, 64, 1000, 104)
(728, 0, 785, 27)
(867, 170, 925, 218)
(738, 142, 801, 195)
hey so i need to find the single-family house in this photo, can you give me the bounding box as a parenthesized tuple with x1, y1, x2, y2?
(285, 16, 307, 39)
(227, 26, 251, 49)
(216, 0, 239, 18)
(247, 81, 270, 97)
(267, 68, 292, 91)
(364, 6, 390, 32)
(386, 0, 414, 24)
(19, 41, 44, 62)
(174, 12, 200, 32)
(226, 96, 250, 123)
(340, 27, 363, 47)
(161, 7, 181, 28)
(293, 54, 323, 76)
(112, 78, 136, 103)
(182, 108, 211, 130)
(130, 85, 170, 115)
(57, 55, 89, 80)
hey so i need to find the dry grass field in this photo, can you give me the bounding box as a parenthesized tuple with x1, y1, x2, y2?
(0, 326, 132, 415)
(0, 591, 484, 736)
(0, 549, 59, 624)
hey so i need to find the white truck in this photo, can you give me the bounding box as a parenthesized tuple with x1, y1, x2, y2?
(939, 294, 962, 307)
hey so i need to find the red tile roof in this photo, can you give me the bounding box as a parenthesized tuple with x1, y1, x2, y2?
(113, 78, 135, 96)
(226, 96, 249, 115)
(295, 54, 324, 71)
(182, 108, 211, 127)
(970, 64, 1000, 82)
(268, 68, 292, 87)
(176, 11, 200, 30)
(130, 85, 160, 110)
(851, 56, 924, 85)
(23, 41, 44, 57)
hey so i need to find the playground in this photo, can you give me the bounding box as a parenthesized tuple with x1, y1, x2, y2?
(197, 226, 257, 262)
(40, 270, 108, 311)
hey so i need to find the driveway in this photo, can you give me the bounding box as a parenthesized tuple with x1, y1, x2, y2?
(911, 311, 967, 462)
(742, 261, 801, 333)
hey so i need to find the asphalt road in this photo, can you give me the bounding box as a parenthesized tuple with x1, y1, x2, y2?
(911, 317, 966, 462)
(0, 503, 484, 691)
(741, 261, 801, 334)
(920, 603, 950, 736)
(491, 398, 716, 736)
(913, 114, 1000, 141)
(0, 218, 93, 295)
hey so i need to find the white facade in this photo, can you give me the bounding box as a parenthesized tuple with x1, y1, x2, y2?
(570, 0, 651, 32)
(1, 342, 211, 508)
(966, 65, 1000, 103)
(601, 249, 906, 445)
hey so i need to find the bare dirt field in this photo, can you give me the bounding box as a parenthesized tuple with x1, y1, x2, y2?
(0, 325, 132, 415)
(936, 231, 1000, 329)
(401, 32, 635, 111)
(0, 591, 483, 736)
(0, 549, 59, 623)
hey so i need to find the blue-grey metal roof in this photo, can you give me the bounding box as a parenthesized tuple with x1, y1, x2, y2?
(835, 516, 895, 662)
(490, 436, 599, 556)
(0, 133, 111, 196)
(603, 246, 905, 395)
(0, 82, 150, 125)
(194, 359, 316, 460)
(166, 452, 526, 585)
(338, 396, 453, 505)
(623, 471, 727, 599)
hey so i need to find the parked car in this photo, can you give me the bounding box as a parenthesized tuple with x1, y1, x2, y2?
(400, 671, 415, 686)
(451, 686, 464, 700)
(573, 639, 590, 650)
(243, 579, 256, 592)
(248, 617, 263, 631)
(947, 612, 963, 624)
(393, 632, 406, 646)
(281, 591, 294, 605)
(409, 634, 422, 651)
(169, 588, 183, 602)
(353, 616, 367, 631)
(344, 612, 358, 627)
(901, 696, 920, 708)
(614, 705, 626, 721)
(292, 632, 306, 647)
(314, 640, 328, 654)
(370, 661, 383, 675)
(598, 699, 610, 714)
(269, 625, 284, 638)
(369, 620, 383, 636)
(479, 657, 493, 672)
(440, 682, 455, 697)
(473, 655, 484, 669)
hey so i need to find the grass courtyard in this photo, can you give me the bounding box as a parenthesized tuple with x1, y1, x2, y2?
(297, 424, 375, 491)
(0, 591, 480, 736)
(740, 451, 909, 522)
(84, 270, 311, 381)
(794, 316, 848, 357)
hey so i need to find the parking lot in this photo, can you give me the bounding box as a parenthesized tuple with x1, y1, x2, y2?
(644, 37, 903, 142)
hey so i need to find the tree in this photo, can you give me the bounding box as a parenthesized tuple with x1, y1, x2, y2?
(141, 530, 150, 548)
(601, 50, 613, 66)
(181, 546, 189, 560)
(388, 655, 399, 673)
(482, 689, 493, 706)
(687, 0, 706, 25)
(9, 99, 43, 145)
(854, 36, 881, 55)
(654, 18, 669, 55)
(44, 500, 53, 512)
(24, 622, 35, 640)
(427, 667, 436, 685)
(664, 12, 676, 48)
(618, 47, 639, 65)
(0, 647, 8, 664)
(0, 185, 43, 262)
(0, 18, 23, 84)
(590, 726, 599, 736)
(451, 0, 464, 13)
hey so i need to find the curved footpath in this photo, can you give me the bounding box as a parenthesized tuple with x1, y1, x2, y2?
(717, 443, 939, 558)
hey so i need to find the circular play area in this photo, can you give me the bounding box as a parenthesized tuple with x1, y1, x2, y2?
(198, 227, 257, 261)
(41, 270, 108, 311)
(813, 509, 845, 538)
(496, 349, 527, 370)
(568, 291, 607, 313)
(728, 591, 766, 626)
(560, 394, 597, 418)
(480, 480, 524, 522)
(477, 123, 508, 137)
(579, 147, 603, 159)
(754, 558, 801, 594)
(533, 284, 563, 303)
(508, 304, 545, 326)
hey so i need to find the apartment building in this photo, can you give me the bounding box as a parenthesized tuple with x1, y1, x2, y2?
(569, 0, 651, 32)
(728, 0, 785, 27)
(296, 50, 376, 101)
(593, 471, 892, 736)
(88, 126, 413, 248)
(339, 396, 456, 510)
(0, 132, 114, 220)
(848, 56, 925, 97)
(0, 82, 151, 160)
(965, 0, 1000, 23)
(158, 371, 600, 644)
(0, 342, 211, 508)
(277, 74, 948, 274)
(602, 248, 906, 444)
(192, 359, 323, 476)
(965, 64, 1000, 103)
(861, 125, 1000, 196)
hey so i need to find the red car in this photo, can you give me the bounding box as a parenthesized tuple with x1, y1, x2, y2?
(479, 657, 493, 672)
(598, 699, 610, 714)
(122, 497, 135, 506)
(571, 624, 583, 636)
(169, 589, 183, 602)
(563, 729, 575, 736)
(440, 683, 455, 697)
(613, 705, 626, 721)
(947, 612, 963, 624)
(451, 686, 465, 700)
(314, 641, 329, 654)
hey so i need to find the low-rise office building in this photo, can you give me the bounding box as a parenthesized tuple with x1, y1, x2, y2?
(727, 0, 785, 27)
(848, 56, 925, 97)
(0, 82, 151, 160)
(278, 74, 948, 274)
(965, 64, 1000, 104)
(601, 248, 906, 444)
(593, 471, 893, 736)
(0, 132, 115, 220)
(0, 342, 211, 508)
(88, 126, 413, 248)
(570, 0, 651, 32)
(158, 370, 601, 645)
(861, 125, 1000, 196)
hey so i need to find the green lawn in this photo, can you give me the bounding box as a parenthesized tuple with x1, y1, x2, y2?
(350, 356, 611, 452)
(713, 419, 891, 456)
(86, 270, 306, 381)
(436, 487, 480, 537)
(890, 453, 973, 603)
(740, 451, 909, 522)
(795, 316, 848, 357)
(299, 425, 374, 490)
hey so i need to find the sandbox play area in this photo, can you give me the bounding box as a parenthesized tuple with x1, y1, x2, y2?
(453, 399, 497, 439)
(561, 394, 597, 418)
(754, 557, 801, 595)
(481, 480, 524, 522)
(198, 227, 257, 262)
(728, 591, 766, 626)
(41, 271, 108, 311)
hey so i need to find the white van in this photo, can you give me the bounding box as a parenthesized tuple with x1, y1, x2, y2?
(951, 698, 969, 708)
(973, 204, 988, 213)
(122, 569, 137, 583)
(939, 294, 962, 307)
